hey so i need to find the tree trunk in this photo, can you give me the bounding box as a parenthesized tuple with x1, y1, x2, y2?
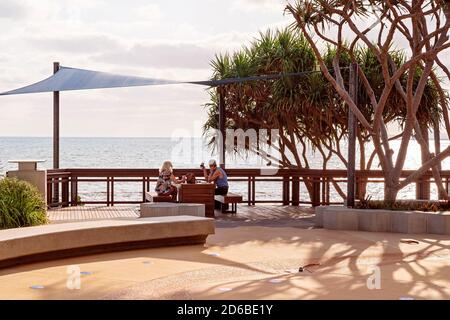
(433, 122, 445, 200)
(384, 185, 398, 205)
(357, 134, 367, 200)
(416, 124, 430, 200)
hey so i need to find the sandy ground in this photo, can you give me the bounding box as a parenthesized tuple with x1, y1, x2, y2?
(0, 210, 449, 300)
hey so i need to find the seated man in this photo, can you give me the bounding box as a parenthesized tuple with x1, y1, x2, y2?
(202, 159, 228, 209)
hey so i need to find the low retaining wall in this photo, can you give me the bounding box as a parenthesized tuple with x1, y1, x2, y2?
(0, 216, 215, 268)
(316, 206, 450, 235)
(140, 203, 205, 217)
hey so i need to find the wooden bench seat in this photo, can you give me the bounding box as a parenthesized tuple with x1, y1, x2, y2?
(214, 193, 243, 213)
(145, 191, 174, 203)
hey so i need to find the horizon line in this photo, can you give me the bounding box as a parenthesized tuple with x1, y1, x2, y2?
(0, 136, 449, 141)
(0, 135, 206, 139)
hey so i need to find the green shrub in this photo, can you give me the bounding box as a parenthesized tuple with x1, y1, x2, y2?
(76, 195, 84, 206)
(356, 196, 450, 212)
(0, 178, 48, 229)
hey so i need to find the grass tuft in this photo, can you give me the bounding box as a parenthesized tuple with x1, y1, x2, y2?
(0, 177, 48, 229)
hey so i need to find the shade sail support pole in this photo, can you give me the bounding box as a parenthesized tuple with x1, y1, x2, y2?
(218, 88, 226, 169)
(53, 62, 60, 204)
(347, 62, 358, 208)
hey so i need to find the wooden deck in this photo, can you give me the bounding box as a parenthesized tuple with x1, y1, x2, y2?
(49, 206, 139, 222)
(48, 205, 315, 226)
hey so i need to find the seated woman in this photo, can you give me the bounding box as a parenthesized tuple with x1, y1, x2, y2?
(155, 161, 185, 201)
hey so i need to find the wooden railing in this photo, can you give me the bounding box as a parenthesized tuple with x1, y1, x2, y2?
(46, 168, 450, 207)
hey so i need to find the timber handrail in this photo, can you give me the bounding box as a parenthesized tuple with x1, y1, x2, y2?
(46, 168, 448, 207)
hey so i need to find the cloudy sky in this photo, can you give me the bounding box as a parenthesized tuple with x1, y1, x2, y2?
(0, 0, 289, 137)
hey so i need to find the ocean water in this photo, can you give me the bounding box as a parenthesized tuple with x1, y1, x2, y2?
(0, 137, 448, 202)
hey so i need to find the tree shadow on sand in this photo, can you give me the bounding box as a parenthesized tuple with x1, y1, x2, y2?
(1, 206, 450, 300)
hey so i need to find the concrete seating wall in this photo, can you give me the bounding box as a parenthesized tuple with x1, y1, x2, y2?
(0, 216, 215, 268)
(316, 206, 450, 235)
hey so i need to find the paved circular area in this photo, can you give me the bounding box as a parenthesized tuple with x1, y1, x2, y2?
(1, 209, 449, 300)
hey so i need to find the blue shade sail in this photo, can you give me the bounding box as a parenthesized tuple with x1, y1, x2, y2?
(0, 66, 314, 96)
(0, 66, 182, 95)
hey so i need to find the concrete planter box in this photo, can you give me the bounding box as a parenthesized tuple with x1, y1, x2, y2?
(427, 212, 450, 234)
(391, 211, 427, 234)
(139, 203, 205, 218)
(316, 206, 450, 235)
(358, 210, 391, 232)
(322, 208, 358, 231)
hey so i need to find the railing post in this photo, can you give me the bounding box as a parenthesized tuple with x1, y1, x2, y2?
(312, 177, 321, 207)
(282, 176, 290, 205)
(355, 176, 359, 200)
(111, 177, 115, 206)
(321, 177, 325, 204)
(446, 177, 449, 196)
(247, 176, 251, 206)
(142, 176, 146, 203)
(416, 178, 430, 200)
(107, 177, 110, 206)
(70, 175, 78, 206)
(292, 175, 300, 206)
(252, 176, 256, 205)
(61, 176, 69, 207)
(47, 177, 53, 207)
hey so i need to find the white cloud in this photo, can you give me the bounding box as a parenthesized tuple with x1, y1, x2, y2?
(0, 0, 27, 19)
(28, 34, 122, 54)
(231, 0, 287, 13)
(93, 42, 215, 70)
(0, 0, 289, 137)
(134, 3, 163, 21)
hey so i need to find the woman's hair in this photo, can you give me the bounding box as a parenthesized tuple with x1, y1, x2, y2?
(160, 160, 173, 173)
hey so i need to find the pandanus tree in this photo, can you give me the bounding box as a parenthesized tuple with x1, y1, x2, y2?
(203, 29, 343, 199)
(324, 45, 444, 199)
(204, 25, 446, 202)
(286, 0, 450, 202)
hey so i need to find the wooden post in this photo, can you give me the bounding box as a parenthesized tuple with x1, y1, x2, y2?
(312, 177, 321, 207)
(218, 88, 226, 169)
(251, 176, 256, 205)
(142, 177, 146, 203)
(53, 62, 60, 203)
(47, 177, 53, 207)
(282, 176, 290, 205)
(107, 177, 110, 206)
(292, 176, 300, 206)
(347, 62, 358, 208)
(111, 177, 115, 206)
(70, 176, 78, 206)
(61, 177, 69, 207)
(247, 176, 252, 206)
